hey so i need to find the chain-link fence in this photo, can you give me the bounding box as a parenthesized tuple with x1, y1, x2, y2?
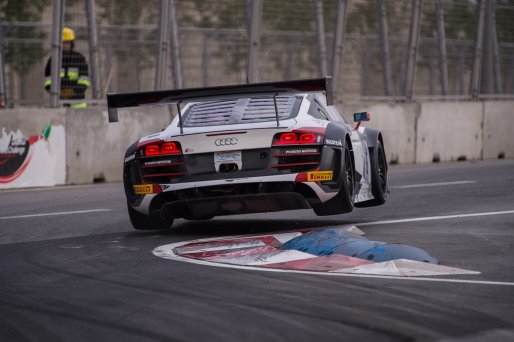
(0, 0, 513, 108)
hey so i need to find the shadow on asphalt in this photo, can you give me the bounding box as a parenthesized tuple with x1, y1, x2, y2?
(122, 215, 365, 241)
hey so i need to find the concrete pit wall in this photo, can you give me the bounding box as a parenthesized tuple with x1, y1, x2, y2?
(341, 100, 513, 165)
(416, 102, 484, 163)
(482, 101, 514, 160)
(65, 106, 173, 184)
(0, 107, 66, 133)
(341, 102, 419, 164)
(0, 100, 512, 188)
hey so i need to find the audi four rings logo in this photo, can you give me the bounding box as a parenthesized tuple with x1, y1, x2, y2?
(215, 138, 238, 146)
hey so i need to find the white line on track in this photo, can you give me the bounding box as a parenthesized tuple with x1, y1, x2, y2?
(390, 180, 476, 189)
(355, 209, 514, 227)
(0, 209, 112, 220)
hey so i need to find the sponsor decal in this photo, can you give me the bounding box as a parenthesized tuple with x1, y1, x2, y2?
(215, 138, 238, 146)
(144, 159, 171, 166)
(325, 139, 343, 146)
(0, 123, 65, 189)
(285, 148, 318, 154)
(133, 184, 153, 195)
(124, 154, 135, 163)
(306, 171, 333, 182)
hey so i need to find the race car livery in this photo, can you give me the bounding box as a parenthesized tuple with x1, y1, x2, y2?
(107, 78, 388, 230)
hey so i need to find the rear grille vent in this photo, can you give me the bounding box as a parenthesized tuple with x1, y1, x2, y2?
(139, 155, 186, 184)
(272, 147, 321, 173)
(183, 95, 300, 127)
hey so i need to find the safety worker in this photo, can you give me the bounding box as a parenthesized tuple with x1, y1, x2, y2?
(44, 27, 90, 108)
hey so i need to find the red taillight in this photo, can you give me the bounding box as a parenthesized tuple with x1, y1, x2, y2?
(273, 131, 323, 145)
(279, 133, 297, 144)
(143, 141, 182, 157)
(146, 145, 160, 156)
(161, 142, 180, 154)
(299, 133, 315, 143)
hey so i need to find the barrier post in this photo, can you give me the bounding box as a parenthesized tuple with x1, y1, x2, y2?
(314, 0, 328, 77)
(331, 0, 348, 102)
(377, 0, 392, 96)
(247, 0, 263, 83)
(50, 0, 65, 108)
(169, 0, 183, 88)
(435, 0, 449, 95)
(155, 0, 170, 90)
(404, 0, 423, 100)
(86, 0, 102, 99)
(0, 18, 7, 107)
(470, 0, 486, 99)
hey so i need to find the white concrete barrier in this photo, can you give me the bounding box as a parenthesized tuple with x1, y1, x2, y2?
(483, 101, 514, 160)
(0, 100, 512, 188)
(65, 106, 173, 184)
(0, 108, 66, 189)
(416, 102, 483, 163)
(341, 102, 418, 164)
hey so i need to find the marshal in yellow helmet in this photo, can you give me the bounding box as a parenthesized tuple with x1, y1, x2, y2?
(62, 27, 75, 41)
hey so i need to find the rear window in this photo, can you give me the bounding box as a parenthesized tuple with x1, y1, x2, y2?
(181, 95, 302, 127)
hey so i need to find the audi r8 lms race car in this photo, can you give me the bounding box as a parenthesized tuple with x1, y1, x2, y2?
(107, 77, 388, 230)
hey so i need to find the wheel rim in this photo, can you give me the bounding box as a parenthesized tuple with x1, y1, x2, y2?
(377, 147, 387, 192)
(345, 148, 354, 199)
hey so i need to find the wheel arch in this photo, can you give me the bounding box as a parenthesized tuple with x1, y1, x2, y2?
(362, 127, 382, 149)
(344, 133, 355, 170)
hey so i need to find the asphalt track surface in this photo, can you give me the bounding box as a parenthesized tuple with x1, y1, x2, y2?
(1, 160, 513, 341)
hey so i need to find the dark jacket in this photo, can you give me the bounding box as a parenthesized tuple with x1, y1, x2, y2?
(44, 50, 90, 100)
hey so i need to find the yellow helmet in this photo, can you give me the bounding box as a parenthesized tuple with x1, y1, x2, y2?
(62, 27, 75, 41)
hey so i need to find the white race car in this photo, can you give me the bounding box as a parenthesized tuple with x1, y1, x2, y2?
(107, 78, 388, 230)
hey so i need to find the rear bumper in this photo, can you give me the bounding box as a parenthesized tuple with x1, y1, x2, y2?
(161, 192, 311, 219)
(130, 174, 339, 216)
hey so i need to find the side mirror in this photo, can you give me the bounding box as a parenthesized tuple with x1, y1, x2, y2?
(353, 112, 370, 130)
(353, 112, 370, 122)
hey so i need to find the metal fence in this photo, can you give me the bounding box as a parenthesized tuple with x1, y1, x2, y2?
(0, 0, 513, 108)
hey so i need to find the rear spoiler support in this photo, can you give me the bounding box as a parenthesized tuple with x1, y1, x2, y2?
(176, 101, 183, 134)
(107, 77, 333, 127)
(272, 93, 279, 127)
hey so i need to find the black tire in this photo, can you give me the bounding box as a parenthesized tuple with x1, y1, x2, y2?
(184, 215, 214, 221)
(313, 143, 354, 216)
(127, 203, 173, 230)
(356, 140, 388, 207)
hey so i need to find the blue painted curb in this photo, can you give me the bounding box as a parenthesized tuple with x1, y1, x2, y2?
(281, 228, 438, 264)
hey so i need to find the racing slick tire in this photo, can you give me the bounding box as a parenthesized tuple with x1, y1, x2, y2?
(356, 140, 388, 207)
(312, 143, 354, 216)
(127, 202, 173, 230)
(184, 216, 215, 221)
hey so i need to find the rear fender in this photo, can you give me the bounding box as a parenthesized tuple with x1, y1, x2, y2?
(361, 127, 382, 149)
(319, 123, 351, 190)
(124, 141, 143, 205)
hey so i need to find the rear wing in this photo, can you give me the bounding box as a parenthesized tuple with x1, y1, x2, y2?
(107, 77, 333, 124)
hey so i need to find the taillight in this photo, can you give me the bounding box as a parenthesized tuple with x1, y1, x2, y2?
(299, 133, 315, 143)
(161, 142, 180, 154)
(272, 131, 323, 145)
(279, 133, 297, 144)
(146, 145, 160, 156)
(141, 141, 182, 157)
